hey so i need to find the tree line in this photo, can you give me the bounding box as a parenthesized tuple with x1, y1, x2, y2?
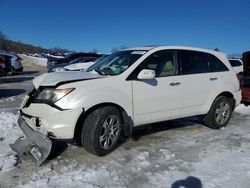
(0, 31, 70, 55)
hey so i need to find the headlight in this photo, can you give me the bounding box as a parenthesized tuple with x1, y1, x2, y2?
(36, 88, 74, 103)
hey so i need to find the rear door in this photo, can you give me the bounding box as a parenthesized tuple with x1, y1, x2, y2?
(176, 50, 225, 116)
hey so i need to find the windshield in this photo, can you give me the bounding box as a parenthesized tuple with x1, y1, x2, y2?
(87, 50, 145, 75)
(69, 57, 96, 65)
(68, 57, 85, 64)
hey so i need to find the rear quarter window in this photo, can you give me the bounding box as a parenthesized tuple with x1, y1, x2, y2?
(229, 60, 242, 67)
(207, 54, 229, 72)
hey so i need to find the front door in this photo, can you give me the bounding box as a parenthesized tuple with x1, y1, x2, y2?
(130, 50, 184, 125)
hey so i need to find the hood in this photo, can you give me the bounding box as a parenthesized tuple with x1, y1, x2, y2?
(243, 51, 250, 75)
(33, 71, 103, 88)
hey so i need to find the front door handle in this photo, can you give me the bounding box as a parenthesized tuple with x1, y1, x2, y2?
(210, 77, 218, 81)
(170, 82, 181, 86)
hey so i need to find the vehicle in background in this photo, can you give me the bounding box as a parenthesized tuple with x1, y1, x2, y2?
(53, 55, 109, 72)
(0, 55, 7, 76)
(228, 58, 243, 73)
(47, 52, 101, 72)
(51, 57, 99, 72)
(0, 52, 23, 75)
(239, 51, 250, 106)
(12, 46, 241, 164)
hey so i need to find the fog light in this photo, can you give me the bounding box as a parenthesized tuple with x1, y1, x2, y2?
(30, 146, 43, 161)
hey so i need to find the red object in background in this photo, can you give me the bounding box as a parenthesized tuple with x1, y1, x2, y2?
(241, 51, 250, 106)
(242, 88, 250, 104)
(243, 51, 250, 75)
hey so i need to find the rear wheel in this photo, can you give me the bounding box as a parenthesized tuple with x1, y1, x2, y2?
(8, 66, 15, 76)
(81, 106, 122, 156)
(203, 96, 233, 129)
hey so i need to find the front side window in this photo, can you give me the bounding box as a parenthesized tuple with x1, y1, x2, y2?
(179, 50, 209, 75)
(129, 50, 177, 79)
(87, 50, 145, 75)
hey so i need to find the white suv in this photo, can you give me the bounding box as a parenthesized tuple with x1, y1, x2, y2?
(11, 46, 241, 164)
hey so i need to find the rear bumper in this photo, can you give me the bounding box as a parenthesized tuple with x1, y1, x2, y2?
(10, 116, 52, 165)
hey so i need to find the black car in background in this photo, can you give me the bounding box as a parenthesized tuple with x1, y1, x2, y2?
(47, 52, 101, 72)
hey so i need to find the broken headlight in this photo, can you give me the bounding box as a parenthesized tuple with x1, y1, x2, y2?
(36, 88, 74, 103)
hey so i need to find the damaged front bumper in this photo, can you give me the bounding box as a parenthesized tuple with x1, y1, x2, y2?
(10, 116, 52, 166)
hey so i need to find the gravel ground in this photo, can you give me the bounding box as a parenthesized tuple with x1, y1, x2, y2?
(1, 56, 250, 188)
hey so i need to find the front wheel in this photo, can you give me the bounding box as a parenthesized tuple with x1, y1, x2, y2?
(81, 106, 122, 156)
(203, 96, 233, 129)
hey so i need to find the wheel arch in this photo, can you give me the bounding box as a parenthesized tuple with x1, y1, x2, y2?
(73, 102, 133, 140)
(216, 91, 235, 108)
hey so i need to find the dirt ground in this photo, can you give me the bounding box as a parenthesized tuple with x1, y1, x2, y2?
(1, 57, 250, 188)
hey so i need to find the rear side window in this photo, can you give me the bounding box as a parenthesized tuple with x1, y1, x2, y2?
(179, 50, 209, 75)
(229, 60, 242, 67)
(207, 54, 229, 72)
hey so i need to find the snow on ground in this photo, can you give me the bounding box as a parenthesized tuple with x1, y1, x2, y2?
(0, 110, 21, 173)
(0, 96, 16, 103)
(45, 54, 64, 59)
(0, 105, 250, 187)
(20, 54, 47, 66)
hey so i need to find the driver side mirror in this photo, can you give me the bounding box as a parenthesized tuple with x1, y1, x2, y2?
(137, 69, 155, 80)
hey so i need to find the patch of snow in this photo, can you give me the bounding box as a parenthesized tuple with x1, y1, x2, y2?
(0, 111, 21, 173)
(159, 149, 175, 160)
(21, 54, 47, 66)
(0, 96, 16, 103)
(1, 105, 250, 188)
(136, 151, 149, 160)
(45, 54, 64, 59)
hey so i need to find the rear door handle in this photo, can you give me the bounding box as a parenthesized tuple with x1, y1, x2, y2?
(170, 82, 181, 86)
(210, 77, 218, 81)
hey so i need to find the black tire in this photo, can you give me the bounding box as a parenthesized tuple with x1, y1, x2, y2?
(203, 96, 234, 129)
(8, 66, 15, 76)
(81, 106, 122, 156)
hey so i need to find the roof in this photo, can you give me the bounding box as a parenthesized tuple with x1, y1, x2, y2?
(123, 45, 225, 56)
